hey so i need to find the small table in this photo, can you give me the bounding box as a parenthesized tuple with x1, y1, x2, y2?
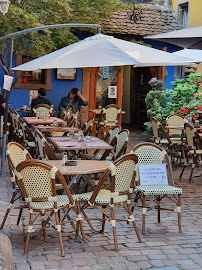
(22, 117, 65, 125)
(37, 126, 81, 133)
(48, 136, 112, 152)
(45, 159, 110, 179)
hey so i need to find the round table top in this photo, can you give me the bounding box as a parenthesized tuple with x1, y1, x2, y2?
(44, 160, 111, 175)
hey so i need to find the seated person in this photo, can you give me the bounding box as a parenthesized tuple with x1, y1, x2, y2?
(57, 88, 88, 117)
(31, 88, 51, 110)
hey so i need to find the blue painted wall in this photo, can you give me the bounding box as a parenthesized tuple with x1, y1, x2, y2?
(0, 53, 83, 112)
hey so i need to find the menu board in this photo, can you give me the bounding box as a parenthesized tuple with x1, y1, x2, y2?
(139, 164, 168, 185)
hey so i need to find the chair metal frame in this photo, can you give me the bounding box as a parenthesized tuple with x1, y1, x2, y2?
(79, 153, 142, 250)
(15, 159, 85, 256)
(131, 142, 182, 235)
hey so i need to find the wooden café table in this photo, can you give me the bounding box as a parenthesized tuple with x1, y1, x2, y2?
(22, 116, 65, 125)
(45, 159, 111, 192)
(48, 136, 112, 159)
(37, 125, 80, 133)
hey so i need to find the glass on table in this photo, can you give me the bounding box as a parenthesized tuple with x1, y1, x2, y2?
(69, 129, 75, 138)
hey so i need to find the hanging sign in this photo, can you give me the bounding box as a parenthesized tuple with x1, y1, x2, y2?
(3, 75, 14, 91)
(103, 67, 109, 80)
(108, 86, 117, 98)
(139, 164, 168, 186)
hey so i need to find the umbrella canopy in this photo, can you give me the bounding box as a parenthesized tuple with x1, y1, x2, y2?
(13, 34, 191, 71)
(144, 26, 202, 49)
(172, 49, 202, 64)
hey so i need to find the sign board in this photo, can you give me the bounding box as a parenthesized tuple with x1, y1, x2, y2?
(57, 68, 76, 80)
(139, 164, 168, 186)
(108, 86, 117, 99)
(29, 90, 38, 106)
(3, 75, 14, 91)
(103, 67, 109, 80)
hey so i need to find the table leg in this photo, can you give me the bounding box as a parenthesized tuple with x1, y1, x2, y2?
(82, 209, 102, 233)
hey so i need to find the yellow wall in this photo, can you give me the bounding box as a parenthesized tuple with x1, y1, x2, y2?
(171, 0, 202, 74)
(171, 0, 202, 27)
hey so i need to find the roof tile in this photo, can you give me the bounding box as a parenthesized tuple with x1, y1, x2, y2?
(102, 4, 180, 36)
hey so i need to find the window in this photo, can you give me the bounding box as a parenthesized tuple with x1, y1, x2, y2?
(14, 54, 52, 90)
(178, 3, 189, 28)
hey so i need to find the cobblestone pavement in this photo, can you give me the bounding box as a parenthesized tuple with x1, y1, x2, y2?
(0, 131, 202, 270)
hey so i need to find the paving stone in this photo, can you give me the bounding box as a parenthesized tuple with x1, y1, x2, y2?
(1, 134, 202, 270)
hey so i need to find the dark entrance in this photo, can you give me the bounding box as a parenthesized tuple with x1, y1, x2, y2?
(130, 66, 152, 130)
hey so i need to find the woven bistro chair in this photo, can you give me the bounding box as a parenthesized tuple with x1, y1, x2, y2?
(9, 109, 23, 142)
(33, 104, 54, 116)
(131, 142, 183, 235)
(95, 105, 121, 137)
(1, 142, 32, 229)
(150, 117, 183, 164)
(67, 111, 80, 128)
(81, 118, 94, 136)
(179, 123, 202, 182)
(15, 159, 85, 256)
(79, 153, 142, 250)
(166, 114, 185, 140)
(80, 129, 129, 162)
(19, 117, 36, 154)
(103, 125, 121, 144)
(32, 126, 62, 161)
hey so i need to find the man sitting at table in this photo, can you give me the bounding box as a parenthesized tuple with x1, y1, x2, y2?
(31, 88, 51, 110)
(57, 88, 88, 117)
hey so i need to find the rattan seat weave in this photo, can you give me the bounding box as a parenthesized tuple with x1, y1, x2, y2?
(136, 185, 182, 196)
(79, 189, 127, 204)
(189, 149, 202, 154)
(98, 121, 117, 127)
(30, 194, 79, 209)
(155, 138, 169, 144)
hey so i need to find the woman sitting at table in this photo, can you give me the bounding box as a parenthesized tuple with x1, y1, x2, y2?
(31, 88, 51, 110)
(57, 88, 88, 117)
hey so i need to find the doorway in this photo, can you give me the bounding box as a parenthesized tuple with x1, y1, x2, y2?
(130, 67, 152, 130)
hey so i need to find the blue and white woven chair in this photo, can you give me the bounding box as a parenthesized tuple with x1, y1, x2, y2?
(79, 153, 142, 250)
(1, 142, 32, 229)
(15, 160, 84, 256)
(131, 142, 183, 235)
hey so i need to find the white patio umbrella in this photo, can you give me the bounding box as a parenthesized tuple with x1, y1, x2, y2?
(13, 34, 192, 71)
(172, 49, 202, 64)
(144, 26, 202, 49)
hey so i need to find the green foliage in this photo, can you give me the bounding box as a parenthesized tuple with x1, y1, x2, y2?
(0, 0, 124, 72)
(145, 73, 202, 131)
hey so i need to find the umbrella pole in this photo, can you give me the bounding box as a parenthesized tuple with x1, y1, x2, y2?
(1, 38, 13, 177)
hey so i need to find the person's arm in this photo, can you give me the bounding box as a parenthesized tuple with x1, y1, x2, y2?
(77, 91, 89, 106)
(0, 95, 6, 110)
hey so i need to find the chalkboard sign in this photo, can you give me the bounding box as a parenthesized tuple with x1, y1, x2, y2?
(139, 164, 168, 185)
